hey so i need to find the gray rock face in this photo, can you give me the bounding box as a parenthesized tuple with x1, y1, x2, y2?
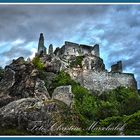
(34, 78, 50, 100)
(0, 95, 15, 108)
(0, 98, 38, 128)
(0, 68, 15, 95)
(7, 60, 36, 98)
(0, 68, 16, 107)
(0, 98, 72, 133)
(38, 71, 56, 92)
(0, 57, 50, 105)
(52, 85, 74, 107)
(43, 56, 62, 73)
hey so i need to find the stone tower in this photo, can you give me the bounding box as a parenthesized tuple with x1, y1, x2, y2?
(111, 61, 122, 73)
(48, 44, 53, 55)
(38, 33, 46, 55)
(93, 44, 100, 57)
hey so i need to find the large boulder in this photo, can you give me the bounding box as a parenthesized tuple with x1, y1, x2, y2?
(0, 98, 76, 134)
(52, 85, 74, 107)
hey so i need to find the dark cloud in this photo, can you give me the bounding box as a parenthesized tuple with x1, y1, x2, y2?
(0, 4, 140, 87)
(0, 42, 33, 66)
(1, 45, 32, 58)
(0, 5, 111, 42)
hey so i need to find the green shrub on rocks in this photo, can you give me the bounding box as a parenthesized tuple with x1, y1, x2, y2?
(72, 84, 96, 127)
(70, 56, 84, 68)
(73, 85, 140, 127)
(51, 71, 77, 90)
(100, 110, 140, 135)
(49, 71, 96, 127)
(32, 56, 44, 70)
(123, 110, 140, 135)
(100, 87, 140, 116)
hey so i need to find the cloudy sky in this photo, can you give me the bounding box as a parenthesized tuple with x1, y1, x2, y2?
(0, 4, 140, 87)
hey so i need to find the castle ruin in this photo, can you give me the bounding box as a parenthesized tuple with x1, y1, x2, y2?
(36, 33, 137, 93)
(57, 41, 100, 57)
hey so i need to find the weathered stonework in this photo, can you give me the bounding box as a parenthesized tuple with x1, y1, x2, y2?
(58, 41, 100, 57)
(48, 44, 54, 55)
(111, 61, 122, 73)
(37, 33, 46, 55)
(82, 55, 105, 71)
(67, 69, 137, 93)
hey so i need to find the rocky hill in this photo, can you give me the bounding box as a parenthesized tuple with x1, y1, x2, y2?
(0, 33, 139, 135)
(0, 57, 78, 135)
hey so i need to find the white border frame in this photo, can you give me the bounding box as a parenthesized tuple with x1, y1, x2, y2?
(0, 2, 140, 137)
(0, 3, 140, 4)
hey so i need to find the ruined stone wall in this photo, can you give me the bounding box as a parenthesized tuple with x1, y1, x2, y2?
(81, 48, 89, 55)
(64, 41, 79, 56)
(67, 69, 137, 93)
(79, 44, 92, 55)
(91, 44, 99, 57)
(82, 55, 105, 71)
(61, 41, 100, 57)
(111, 61, 122, 73)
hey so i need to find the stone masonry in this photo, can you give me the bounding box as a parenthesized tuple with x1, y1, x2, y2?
(67, 69, 137, 93)
(59, 41, 100, 57)
(37, 33, 46, 55)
